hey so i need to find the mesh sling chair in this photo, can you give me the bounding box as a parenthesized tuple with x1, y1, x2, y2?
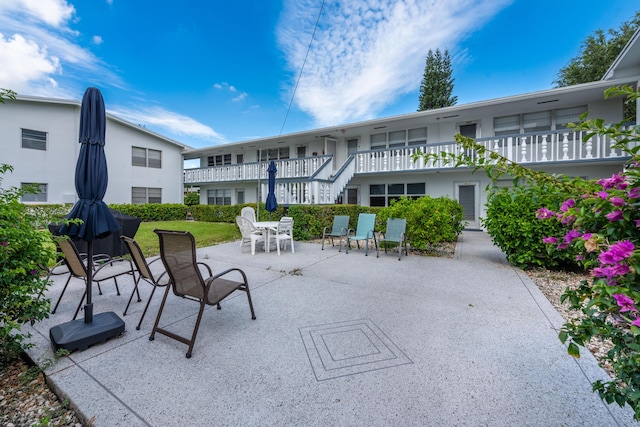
(152, 229, 256, 358)
(346, 213, 378, 256)
(54, 237, 134, 320)
(120, 236, 170, 330)
(321, 215, 349, 251)
(377, 218, 408, 261)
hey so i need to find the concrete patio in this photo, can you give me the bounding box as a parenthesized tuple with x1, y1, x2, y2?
(26, 231, 638, 426)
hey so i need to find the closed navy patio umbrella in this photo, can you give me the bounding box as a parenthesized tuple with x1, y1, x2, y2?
(265, 160, 278, 219)
(51, 87, 124, 352)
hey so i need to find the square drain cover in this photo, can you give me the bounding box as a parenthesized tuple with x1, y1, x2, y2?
(300, 319, 412, 381)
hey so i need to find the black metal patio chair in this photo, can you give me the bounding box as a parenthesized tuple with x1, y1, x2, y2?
(151, 229, 256, 358)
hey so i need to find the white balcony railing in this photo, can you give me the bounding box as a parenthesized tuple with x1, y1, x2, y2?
(183, 155, 331, 184)
(355, 128, 631, 174)
(184, 129, 633, 204)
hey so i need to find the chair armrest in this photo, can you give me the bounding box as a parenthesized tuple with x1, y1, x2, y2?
(196, 262, 214, 276)
(209, 267, 248, 285)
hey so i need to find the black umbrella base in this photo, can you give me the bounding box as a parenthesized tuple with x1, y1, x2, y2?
(50, 311, 125, 353)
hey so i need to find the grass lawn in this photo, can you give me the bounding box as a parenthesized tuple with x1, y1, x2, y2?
(133, 221, 240, 257)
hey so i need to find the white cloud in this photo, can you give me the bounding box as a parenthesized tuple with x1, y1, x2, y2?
(0, 33, 61, 92)
(110, 105, 229, 144)
(0, 0, 124, 97)
(278, 0, 512, 126)
(0, 0, 76, 28)
(232, 92, 247, 103)
(92, 35, 103, 45)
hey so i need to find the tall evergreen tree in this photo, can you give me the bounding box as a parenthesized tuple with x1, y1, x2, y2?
(418, 48, 457, 111)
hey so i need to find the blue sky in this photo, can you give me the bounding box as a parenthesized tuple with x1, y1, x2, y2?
(0, 0, 634, 149)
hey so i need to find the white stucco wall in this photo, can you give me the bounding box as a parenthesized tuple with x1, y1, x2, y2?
(0, 97, 186, 205)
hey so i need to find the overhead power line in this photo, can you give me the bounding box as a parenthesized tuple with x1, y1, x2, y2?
(279, 0, 325, 136)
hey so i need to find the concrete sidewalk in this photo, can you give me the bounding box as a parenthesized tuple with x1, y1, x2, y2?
(26, 231, 637, 426)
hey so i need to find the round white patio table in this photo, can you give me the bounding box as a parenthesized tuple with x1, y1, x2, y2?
(252, 221, 280, 253)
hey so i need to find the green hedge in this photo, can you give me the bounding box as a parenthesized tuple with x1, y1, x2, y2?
(481, 183, 582, 270)
(35, 200, 462, 245)
(377, 196, 464, 248)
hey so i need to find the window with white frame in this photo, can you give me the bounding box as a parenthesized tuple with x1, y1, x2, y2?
(523, 111, 551, 133)
(370, 133, 387, 150)
(132, 147, 162, 168)
(259, 147, 290, 161)
(369, 182, 425, 206)
(207, 189, 231, 205)
(21, 183, 47, 202)
(555, 106, 588, 129)
(207, 154, 232, 166)
(132, 187, 162, 204)
(494, 106, 588, 136)
(21, 129, 47, 151)
(388, 130, 406, 148)
(408, 127, 427, 146)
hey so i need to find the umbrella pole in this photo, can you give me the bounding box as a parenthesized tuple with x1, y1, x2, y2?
(84, 241, 94, 323)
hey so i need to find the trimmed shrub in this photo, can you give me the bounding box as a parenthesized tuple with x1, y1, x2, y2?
(109, 203, 188, 221)
(0, 165, 55, 365)
(377, 196, 464, 248)
(481, 182, 584, 269)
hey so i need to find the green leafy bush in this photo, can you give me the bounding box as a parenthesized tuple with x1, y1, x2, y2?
(109, 203, 188, 221)
(481, 182, 584, 269)
(0, 165, 55, 366)
(377, 196, 464, 248)
(184, 192, 200, 206)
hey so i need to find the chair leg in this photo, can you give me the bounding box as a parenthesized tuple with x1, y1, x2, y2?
(123, 274, 142, 316)
(51, 274, 72, 314)
(149, 284, 172, 342)
(73, 289, 87, 320)
(290, 238, 294, 254)
(185, 301, 207, 358)
(136, 285, 160, 330)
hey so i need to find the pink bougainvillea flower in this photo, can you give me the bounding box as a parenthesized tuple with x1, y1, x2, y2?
(606, 210, 624, 221)
(598, 173, 626, 190)
(613, 294, 638, 312)
(1, 241, 7, 246)
(592, 264, 630, 285)
(611, 240, 634, 258)
(610, 196, 626, 207)
(557, 242, 569, 250)
(628, 187, 640, 199)
(536, 207, 556, 219)
(560, 199, 575, 212)
(632, 317, 640, 327)
(635, 219, 640, 228)
(560, 215, 576, 225)
(564, 230, 582, 243)
(542, 236, 558, 244)
(582, 233, 592, 240)
(599, 174, 621, 189)
(596, 190, 609, 199)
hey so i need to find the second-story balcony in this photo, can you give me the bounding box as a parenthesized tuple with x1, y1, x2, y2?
(183, 155, 332, 184)
(185, 128, 631, 186)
